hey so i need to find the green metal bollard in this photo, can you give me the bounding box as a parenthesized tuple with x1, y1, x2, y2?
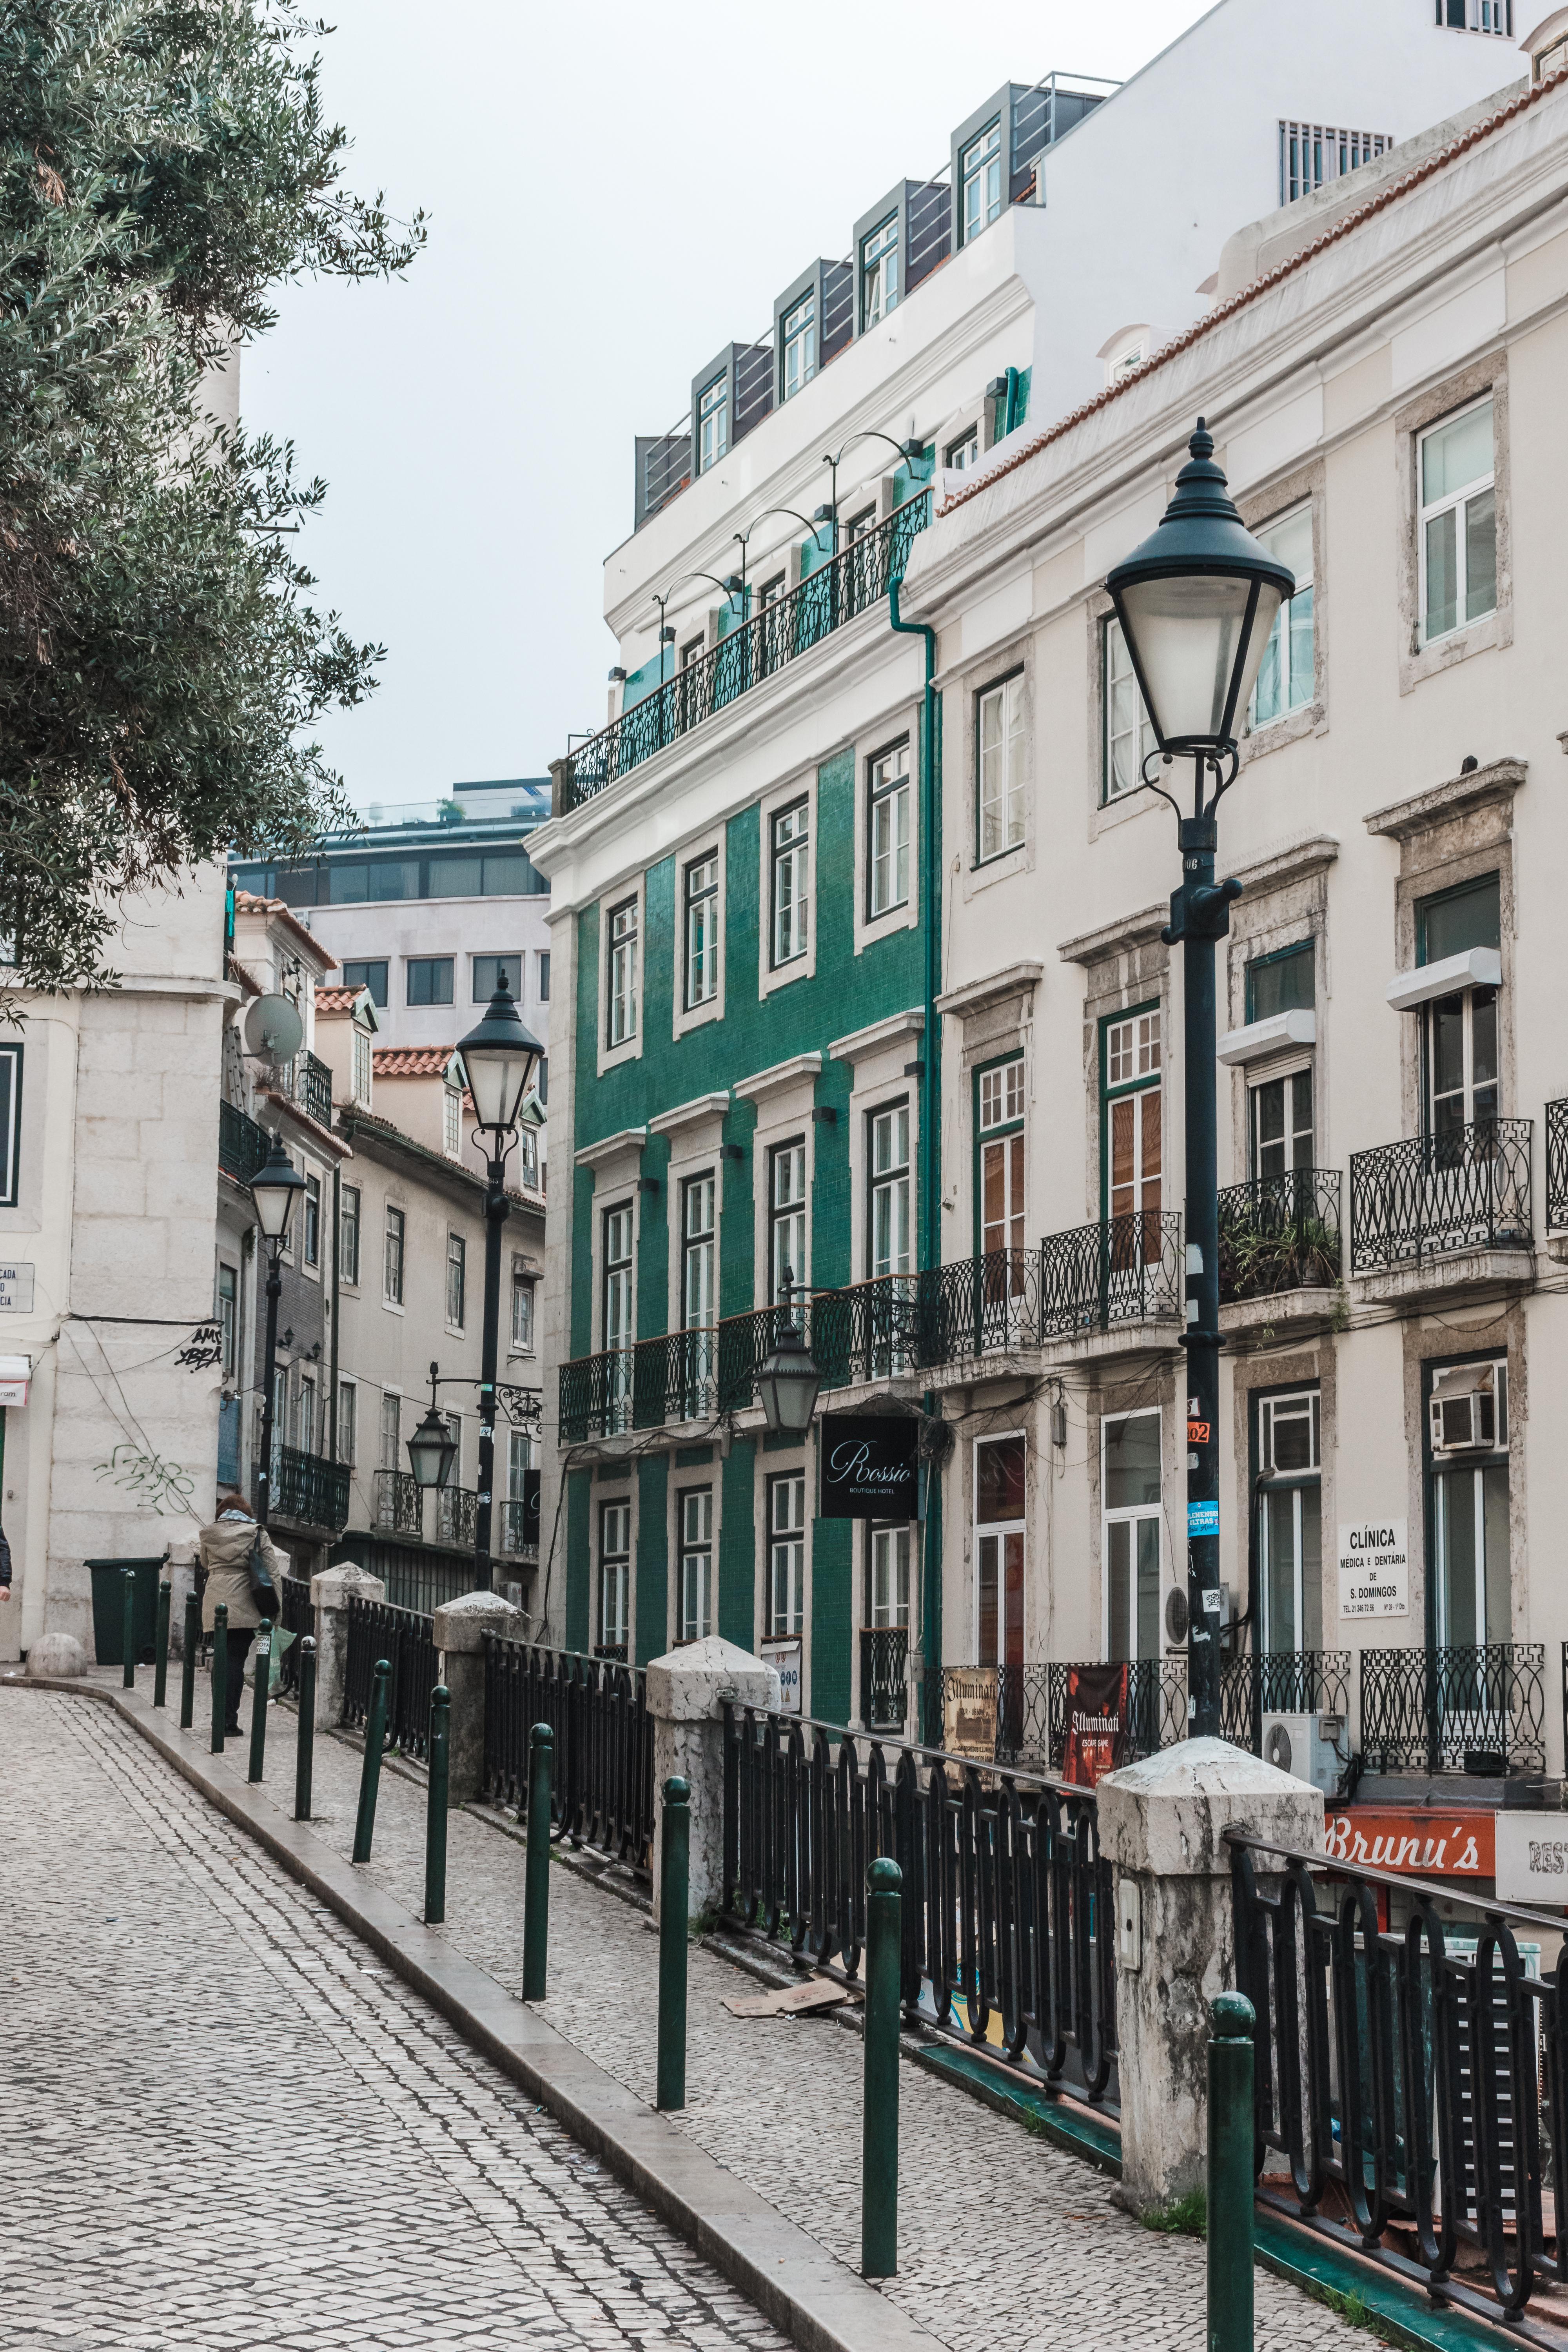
(121, 1567, 136, 1690)
(1207, 1990, 1256, 2352)
(352, 1659, 390, 1864)
(425, 1685, 450, 1924)
(210, 1604, 229, 1752)
(657, 1775, 690, 2111)
(521, 1722, 554, 2000)
(153, 1579, 171, 1708)
(179, 1591, 200, 1729)
(247, 1621, 270, 1784)
(861, 1855, 902, 2280)
(294, 1636, 316, 1822)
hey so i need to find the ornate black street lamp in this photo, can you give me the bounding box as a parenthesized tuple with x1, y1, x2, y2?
(1105, 420, 1295, 1739)
(454, 974, 544, 1593)
(248, 1135, 306, 1530)
(407, 1363, 459, 1495)
(755, 1272, 822, 1438)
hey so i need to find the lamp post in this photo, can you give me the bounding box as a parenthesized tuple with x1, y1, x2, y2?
(729, 504, 830, 610)
(454, 974, 544, 1593)
(1105, 421, 1294, 1739)
(817, 430, 926, 559)
(407, 1363, 459, 1495)
(249, 1136, 306, 1530)
(755, 1272, 822, 1439)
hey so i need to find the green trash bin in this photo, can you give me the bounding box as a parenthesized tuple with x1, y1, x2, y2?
(87, 1558, 167, 1668)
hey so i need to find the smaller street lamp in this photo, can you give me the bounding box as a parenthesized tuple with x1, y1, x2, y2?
(249, 1135, 306, 1529)
(755, 1272, 822, 1439)
(407, 1374, 458, 1494)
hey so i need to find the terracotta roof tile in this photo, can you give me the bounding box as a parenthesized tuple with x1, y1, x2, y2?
(372, 1045, 456, 1079)
(314, 985, 363, 1014)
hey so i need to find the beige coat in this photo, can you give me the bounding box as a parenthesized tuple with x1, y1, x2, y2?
(198, 1515, 282, 1633)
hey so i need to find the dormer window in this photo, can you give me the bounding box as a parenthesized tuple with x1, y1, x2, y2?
(1100, 326, 1151, 387)
(352, 1026, 372, 1106)
(781, 293, 816, 400)
(697, 371, 728, 472)
(443, 1083, 462, 1158)
(960, 120, 1004, 244)
(1434, 0, 1511, 31)
(1279, 121, 1389, 205)
(861, 214, 899, 330)
(1524, 5, 1568, 72)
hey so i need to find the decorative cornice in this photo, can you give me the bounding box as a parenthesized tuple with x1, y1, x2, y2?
(1364, 757, 1526, 842)
(573, 1124, 649, 1169)
(1057, 904, 1169, 968)
(935, 961, 1044, 1020)
(829, 1007, 925, 1063)
(1228, 831, 1340, 896)
(731, 1052, 823, 1104)
(647, 1091, 732, 1138)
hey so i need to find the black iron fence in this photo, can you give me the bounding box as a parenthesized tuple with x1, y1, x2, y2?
(342, 1595, 438, 1761)
(557, 492, 931, 812)
(1549, 1098, 1568, 1235)
(1232, 1828, 1568, 2329)
(860, 1628, 909, 1731)
(481, 1637, 654, 1872)
(1360, 1642, 1546, 1775)
(720, 1706, 1117, 2109)
(1217, 1168, 1341, 1302)
(379, 1550, 477, 1618)
(1039, 1210, 1183, 1336)
(218, 1098, 270, 1184)
(375, 1468, 423, 1538)
(1349, 1119, 1532, 1273)
(264, 1445, 350, 1531)
(277, 1574, 312, 1696)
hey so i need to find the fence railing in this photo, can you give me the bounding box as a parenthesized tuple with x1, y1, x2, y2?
(342, 1594, 438, 1761)
(1548, 1098, 1568, 1234)
(557, 492, 931, 813)
(481, 1637, 654, 1871)
(261, 1446, 350, 1531)
(1349, 1119, 1533, 1272)
(1039, 1210, 1183, 1336)
(436, 1484, 479, 1551)
(378, 1549, 478, 1619)
(1217, 1168, 1341, 1302)
(375, 1468, 423, 1538)
(218, 1097, 270, 1184)
(285, 1048, 333, 1129)
(499, 1496, 537, 1559)
(1359, 1641, 1546, 1775)
(721, 1705, 1117, 2109)
(859, 1628, 909, 1731)
(277, 1573, 313, 1697)
(1232, 1828, 1568, 2329)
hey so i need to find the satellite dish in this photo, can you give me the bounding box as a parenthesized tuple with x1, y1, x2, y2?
(245, 993, 303, 1065)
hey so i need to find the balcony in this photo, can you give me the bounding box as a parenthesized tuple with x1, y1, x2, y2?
(1548, 1098, 1568, 1240)
(1217, 1168, 1342, 1337)
(288, 1049, 334, 1130)
(436, 1483, 479, 1550)
(261, 1445, 350, 1532)
(1359, 1641, 1545, 1777)
(218, 1098, 270, 1185)
(556, 493, 930, 815)
(499, 1496, 538, 1563)
(375, 1468, 423, 1538)
(1349, 1118, 1532, 1305)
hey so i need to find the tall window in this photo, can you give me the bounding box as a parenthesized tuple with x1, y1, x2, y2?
(769, 1140, 807, 1303)
(978, 1058, 1025, 1264)
(538, 951, 551, 1003)
(1249, 507, 1314, 727)
(698, 371, 728, 472)
(1419, 397, 1496, 644)
(1435, 1, 1512, 34)
(510, 1255, 535, 1351)
(303, 1173, 321, 1267)
(961, 119, 1004, 243)
(869, 1524, 910, 1629)
(1105, 618, 1157, 799)
(339, 1185, 361, 1285)
(337, 1379, 358, 1467)
(1256, 1389, 1321, 1657)
(407, 956, 454, 1005)
(781, 292, 816, 399)
(443, 1085, 462, 1157)
(216, 1263, 237, 1378)
(867, 741, 910, 917)
(1245, 945, 1316, 1178)
(768, 1472, 806, 1637)
(342, 958, 388, 1009)
(0, 1041, 19, 1207)
(1278, 120, 1389, 205)
(679, 1487, 713, 1642)
(380, 1392, 401, 1472)
(976, 1436, 1024, 1668)
(1103, 1009, 1161, 1229)
(1103, 1411, 1161, 1661)
(684, 852, 719, 1010)
(1419, 874, 1500, 1137)
(603, 1203, 634, 1355)
(599, 1501, 631, 1657)
(298, 1373, 316, 1455)
(607, 896, 639, 1044)
(682, 1174, 716, 1333)
(384, 1205, 405, 1305)
(861, 213, 899, 328)
(1430, 1357, 1510, 1650)
(869, 1103, 911, 1280)
(473, 953, 521, 1002)
(771, 800, 810, 968)
(978, 673, 1025, 859)
(446, 1231, 466, 1329)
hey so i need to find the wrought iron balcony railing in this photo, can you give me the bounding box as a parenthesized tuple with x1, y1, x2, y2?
(859, 1627, 909, 1731)
(1038, 1210, 1183, 1336)
(290, 1049, 333, 1129)
(557, 492, 931, 814)
(261, 1445, 350, 1531)
(436, 1483, 480, 1551)
(218, 1098, 270, 1185)
(375, 1467, 423, 1538)
(1548, 1097, 1568, 1234)
(1359, 1641, 1545, 1775)
(1216, 1168, 1341, 1302)
(499, 1496, 538, 1558)
(1348, 1118, 1532, 1273)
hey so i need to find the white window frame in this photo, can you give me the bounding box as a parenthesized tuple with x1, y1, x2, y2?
(1249, 1063, 1315, 1180)
(446, 1230, 466, 1332)
(679, 1486, 713, 1642)
(352, 1027, 372, 1106)
(1104, 617, 1157, 800)
(216, 1262, 238, 1378)
(1248, 504, 1315, 730)
(1418, 396, 1496, 646)
(684, 850, 719, 1011)
(698, 372, 728, 472)
(978, 1056, 1026, 1263)
(961, 118, 1004, 243)
(606, 895, 639, 1047)
(510, 1254, 535, 1353)
(303, 1172, 321, 1269)
(599, 1500, 631, 1655)
(336, 1377, 357, 1467)
(974, 1432, 1026, 1666)
(769, 1138, 807, 1304)
(383, 1205, 405, 1308)
(771, 799, 810, 969)
(1430, 1356, 1510, 1651)
(869, 1523, 910, 1630)
(768, 1472, 806, 1638)
(946, 426, 979, 474)
(867, 740, 911, 918)
(1256, 1388, 1322, 1659)
(781, 293, 816, 400)
(869, 1101, 911, 1281)
(977, 671, 1025, 861)
(861, 213, 899, 329)
(1102, 1409, 1163, 1663)
(443, 1085, 462, 1159)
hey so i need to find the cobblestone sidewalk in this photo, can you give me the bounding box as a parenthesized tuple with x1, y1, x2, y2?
(279, 1708, 1368, 2352)
(2, 1689, 791, 2352)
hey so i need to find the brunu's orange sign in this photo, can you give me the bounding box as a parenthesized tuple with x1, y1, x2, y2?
(1323, 1809, 1495, 1878)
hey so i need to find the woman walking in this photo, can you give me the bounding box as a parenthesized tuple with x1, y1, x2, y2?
(198, 1492, 281, 1736)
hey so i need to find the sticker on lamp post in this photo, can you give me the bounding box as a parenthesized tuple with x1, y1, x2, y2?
(1339, 1521, 1409, 1617)
(1187, 1500, 1219, 1537)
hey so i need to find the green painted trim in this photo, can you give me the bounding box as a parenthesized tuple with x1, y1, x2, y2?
(634, 1454, 668, 1666)
(1096, 999, 1161, 1225)
(719, 1440, 757, 1647)
(913, 2042, 1122, 2174)
(971, 1046, 1024, 1258)
(1253, 2211, 1509, 2352)
(564, 1470, 592, 1652)
(674, 1445, 713, 1468)
(809, 1515, 851, 1725)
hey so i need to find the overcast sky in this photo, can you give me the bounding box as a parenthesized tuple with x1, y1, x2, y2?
(242, 0, 1215, 813)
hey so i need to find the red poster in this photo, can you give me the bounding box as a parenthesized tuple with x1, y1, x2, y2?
(1063, 1662, 1129, 1789)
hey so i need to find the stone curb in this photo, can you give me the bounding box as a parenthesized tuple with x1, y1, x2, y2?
(15, 1677, 946, 2352)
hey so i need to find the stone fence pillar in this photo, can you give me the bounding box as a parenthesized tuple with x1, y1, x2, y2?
(309, 1562, 385, 1730)
(645, 1636, 779, 1925)
(1096, 1736, 1323, 2214)
(432, 1590, 521, 1804)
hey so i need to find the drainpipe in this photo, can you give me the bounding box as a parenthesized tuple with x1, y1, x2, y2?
(889, 574, 942, 1738)
(1004, 365, 1022, 437)
(329, 1162, 341, 1466)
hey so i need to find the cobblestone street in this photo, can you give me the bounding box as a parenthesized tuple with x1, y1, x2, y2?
(3, 1689, 790, 2352)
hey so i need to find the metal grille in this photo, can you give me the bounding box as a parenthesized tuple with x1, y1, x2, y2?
(905, 179, 951, 291)
(1039, 1211, 1182, 1336)
(820, 259, 853, 364)
(375, 1468, 423, 1538)
(860, 1628, 909, 1731)
(1360, 1642, 1545, 1774)
(1279, 120, 1390, 205)
(639, 426, 691, 525)
(722, 1705, 1117, 2109)
(262, 1446, 350, 1530)
(1217, 1168, 1341, 1302)
(481, 1637, 653, 1872)
(732, 341, 773, 443)
(378, 1549, 476, 1618)
(1548, 1099, 1568, 1234)
(218, 1098, 269, 1183)
(277, 1575, 312, 1697)
(1350, 1120, 1532, 1272)
(342, 1594, 438, 1760)
(435, 1484, 479, 1550)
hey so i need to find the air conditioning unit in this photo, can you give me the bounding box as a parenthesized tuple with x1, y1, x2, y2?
(1430, 1365, 1496, 1456)
(1262, 1711, 1343, 1797)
